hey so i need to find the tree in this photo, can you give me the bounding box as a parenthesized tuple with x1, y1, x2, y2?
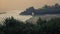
(37, 18, 60, 34)
(2, 16, 24, 34)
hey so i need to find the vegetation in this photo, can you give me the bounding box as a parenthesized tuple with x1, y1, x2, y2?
(0, 3, 60, 34)
(0, 16, 60, 34)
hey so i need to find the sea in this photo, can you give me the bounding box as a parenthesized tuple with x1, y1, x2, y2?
(0, 10, 32, 24)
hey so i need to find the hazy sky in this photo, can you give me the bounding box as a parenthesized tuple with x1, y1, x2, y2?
(0, 0, 60, 11)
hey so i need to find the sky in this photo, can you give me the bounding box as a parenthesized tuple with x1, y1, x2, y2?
(0, 0, 60, 22)
(0, 0, 60, 11)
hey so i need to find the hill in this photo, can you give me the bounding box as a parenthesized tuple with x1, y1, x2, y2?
(20, 3, 60, 15)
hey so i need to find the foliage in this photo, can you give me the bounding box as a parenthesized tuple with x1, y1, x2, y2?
(37, 18, 60, 34)
(0, 16, 60, 34)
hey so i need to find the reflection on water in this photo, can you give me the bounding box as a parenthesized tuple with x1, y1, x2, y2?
(0, 10, 32, 24)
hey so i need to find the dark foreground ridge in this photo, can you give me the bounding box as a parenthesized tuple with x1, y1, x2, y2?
(20, 3, 60, 15)
(0, 16, 60, 34)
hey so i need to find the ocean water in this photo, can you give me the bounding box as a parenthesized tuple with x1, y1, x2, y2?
(0, 10, 32, 24)
(0, 10, 60, 24)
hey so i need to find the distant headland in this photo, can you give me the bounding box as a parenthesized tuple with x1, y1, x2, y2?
(20, 3, 60, 15)
(0, 12, 6, 14)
